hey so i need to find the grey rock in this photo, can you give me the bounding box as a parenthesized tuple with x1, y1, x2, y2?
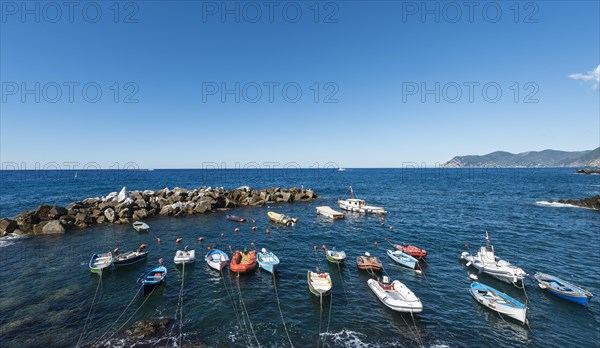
(42, 220, 66, 234)
(0, 218, 18, 236)
(104, 208, 116, 222)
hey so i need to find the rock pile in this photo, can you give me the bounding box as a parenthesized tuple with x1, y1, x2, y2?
(556, 195, 600, 211)
(0, 186, 316, 237)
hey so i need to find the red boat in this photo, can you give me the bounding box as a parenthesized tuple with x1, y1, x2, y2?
(356, 252, 383, 271)
(230, 250, 258, 273)
(394, 244, 427, 259)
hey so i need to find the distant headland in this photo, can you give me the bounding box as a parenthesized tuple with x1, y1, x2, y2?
(443, 147, 600, 168)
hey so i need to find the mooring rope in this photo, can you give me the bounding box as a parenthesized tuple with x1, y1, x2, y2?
(317, 294, 323, 348)
(272, 274, 294, 347)
(93, 286, 143, 345)
(222, 269, 251, 345)
(164, 262, 186, 348)
(76, 275, 103, 348)
(236, 274, 260, 347)
(322, 292, 333, 347)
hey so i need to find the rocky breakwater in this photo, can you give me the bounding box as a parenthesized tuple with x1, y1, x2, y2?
(555, 195, 600, 211)
(0, 186, 317, 237)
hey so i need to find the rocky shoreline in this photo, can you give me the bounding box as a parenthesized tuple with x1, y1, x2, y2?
(0, 186, 316, 237)
(555, 195, 600, 210)
(576, 168, 600, 174)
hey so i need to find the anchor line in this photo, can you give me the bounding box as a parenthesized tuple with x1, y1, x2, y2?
(93, 286, 143, 345)
(323, 291, 333, 347)
(317, 294, 323, 348)
(272, 274, 294, 348)
(221, 268, 251, 344)
(164, 262, 186, 348)
(236, 275, 261, 347)
(76, 275, 103, 348)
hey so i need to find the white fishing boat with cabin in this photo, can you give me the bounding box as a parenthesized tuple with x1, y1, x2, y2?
(337, 186, 386, 214)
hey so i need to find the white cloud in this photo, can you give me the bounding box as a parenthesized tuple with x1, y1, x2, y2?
(569, 65, 600, 90)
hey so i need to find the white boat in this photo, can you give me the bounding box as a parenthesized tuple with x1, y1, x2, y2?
(257, 248, 280, 274)
(387, 249, 418, 269)
(460, 232, 527, 285)
(307, 269, 332, 297)
(174, 246, 196, 264)
(469, 282, 527, 324)
(338, 167, 346, 171)
(337, 186, 386, 214)
(205, 249, 229, 271)
(367, 276, 422, 313)
(316, 206, 345, 220)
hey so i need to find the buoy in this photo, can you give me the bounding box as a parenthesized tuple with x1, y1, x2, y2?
(469, 274, 478, 281)
(198, 237, 205, 242)
(389, 226, 394, 231)
(381, 222, 385, 226)
(220, 233, 225, 237)
(251, 242, 255, 247)
(251, 226, 256, 231)
(234, 228, 239, 233)
(415, 270, 423, 275)
(374, 242, 379, 246)
(157, 238, 161, 244)
(176, 238, 182, 244)
(113, 248, 119, 255)
(313, 245, 317, 251)
(207, 246, 211, 251)
(321, 245, 326, 251)
(380, 217, 384, 221)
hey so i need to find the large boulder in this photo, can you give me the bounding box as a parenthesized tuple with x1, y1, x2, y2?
(132, 209, 148, 220)
(135, 199, 147, 209)
(104, 208, 116, 222)
(14, 210, 40, 225)
(33, 220, 52, 234)
(159, 206, 173, 216)
(34, 205, 54, 220)
(41, 220, 66, 234)
(49, 206, 68, 218)
(0, 218, 18, 236)
(59, 215, 76, 226)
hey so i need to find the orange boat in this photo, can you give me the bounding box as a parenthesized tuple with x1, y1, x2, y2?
(356, 252, 383, 271)
(230, 250, 258, 273)
(394, 244, 427, 259)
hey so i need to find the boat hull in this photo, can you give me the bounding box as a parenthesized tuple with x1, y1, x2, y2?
(387, 250, 417, 269)
(138, 265, 167, 296)
(461, 250, 527, 286)
(469, 282, 527, 324)
(356, 256, 383, 271)
(326, 250, 346, 264)
(257, 252, 280, 274)
(113, 251, 148, 267)
(534, 272, 593, 306)
(174, 250, 196, 265)
(205, 250, 229, 271)
(307, 271, 332, 297)
(89, 252, 113, 274)
(395, 244, 427, 259)
(230, 250, 258, 273)
(367, 279, 422, 313)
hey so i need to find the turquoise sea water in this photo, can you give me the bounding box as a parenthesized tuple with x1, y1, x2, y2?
(0, 168, 599, 347)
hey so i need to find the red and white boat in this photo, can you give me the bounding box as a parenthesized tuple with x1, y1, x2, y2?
(394, 243, 427, 259)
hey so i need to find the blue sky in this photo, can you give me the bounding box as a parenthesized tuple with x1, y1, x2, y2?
(1, 1, 598, 168)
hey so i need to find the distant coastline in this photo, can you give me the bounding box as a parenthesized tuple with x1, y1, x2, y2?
(443, 148, 600, 168)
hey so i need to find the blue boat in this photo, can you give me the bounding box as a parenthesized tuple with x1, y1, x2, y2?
(534, 272, 593, 306)
(137, 262, 167, 295)
(386, 249, 417, 269)
(257, 248, 280, 274)
(205, 249, 230, 271)
(470, 282, 528, 324)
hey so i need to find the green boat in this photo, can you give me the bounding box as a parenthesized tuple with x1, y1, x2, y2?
(133, 221, 150, 232)
(307, 269, 332, 297)
(325, 249, 347, 264)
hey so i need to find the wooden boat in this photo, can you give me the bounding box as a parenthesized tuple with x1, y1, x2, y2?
(460, 232, 527, 285)
(367, 276, 422, 313)
(257, 248, 280, 274)
(326, 249, 347, 264)
(226, 215, 246, 222)
(356, 252, 382, 271)
(174, 246, 196, 265)
(469, 282, 527, 324)
(132, 221, 150, 232)
(534, 272, 593, 306)
(394, 243, 427, 259)
(205, 249, 229, 271)
(89, 252, 113, 274)
(113, 244, 148, 267)
(316, 206, 345, 220)
(387, 249, 417, 269)
(267, 211, 298, 226)
(337, 186, 386, 214)
(230, 250, 258, 273)
(307, 269, 332, 297)
(138, 262, 167, 295)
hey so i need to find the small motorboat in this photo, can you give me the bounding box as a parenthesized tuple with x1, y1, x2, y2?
(89, 252, 113, 274)
(356, 252, 383, 271)
(226, 215, 246, 222)
(469, 282, 527, 324)
(307, 269, 332, 297)
(113, 244, 148, 267)
(394, 243, 427, 259)
(387, 249, 417, 269)
(460, 232, 527, 286)
(205, 249, 229, 271)
(138, 261, 167, 295)
(534, 272, 593, 306)
(326, 249, 347, 264)
(316, 206, 345, 220)
(174, 246, 196, 265)
(367, 276, 422, 313)
(133, 221, 150, 232)
(337, 186, 386, 214)
(267, 211, 298, 226)
(230, 250, 258, 273)
(257, 248, 280, 274)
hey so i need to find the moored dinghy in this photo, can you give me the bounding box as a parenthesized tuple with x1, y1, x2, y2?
(113, 244, 148, 267)
(356, 252, 383, 271)
(226, 215, 246, 222)
(174, 246, 196, 265)
(138, 260, 167, 295)
(205, 249, 229, 271)
(267, 211, 298, 226)
(257, 248, 280, 274)
(132, 221, 150, 232)
(534, 272, 593, 306)
(316, 206, 345, 220)
(387, 249, 418, 269)
(367, 276, 422, 313)
(326, 249, 347, 264)
(394, 243, 427, 260)
(307, 268, 332, 297)
(469, 282, 527, 324)
(89, 252, 113, 274)
(230, 250, 258, 273)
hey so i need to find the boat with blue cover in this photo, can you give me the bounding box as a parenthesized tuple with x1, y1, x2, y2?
(534, 272, 593, 306)
(257, 248, 280, 273)
(138, 260, 167, 295)
(469, 282, 527, 324)
(387, 249, 418, 269)
(205, 249, 229, 271)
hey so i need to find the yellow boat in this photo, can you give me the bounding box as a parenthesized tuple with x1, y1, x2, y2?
(267, 211, 298, 226)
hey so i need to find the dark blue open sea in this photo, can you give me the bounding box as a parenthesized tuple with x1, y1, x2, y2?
(0, 168, 599, 347)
